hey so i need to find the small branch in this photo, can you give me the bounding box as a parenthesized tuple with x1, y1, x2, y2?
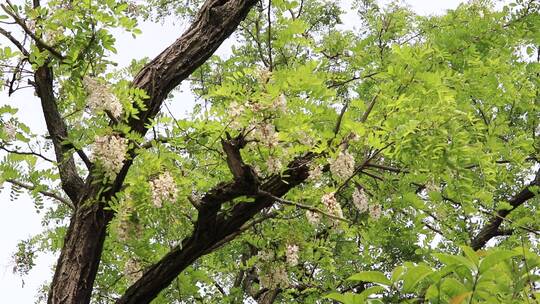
(0, 26, 29, 56)
(257, 190, 350, 223)
(1, 1, 65, 60)
(360, 93, 378, 123)
(0, 144, 55, 163)
(6, 178, 73, 209)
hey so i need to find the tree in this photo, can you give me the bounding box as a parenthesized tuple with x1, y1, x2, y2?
(0, 0, 538, 303)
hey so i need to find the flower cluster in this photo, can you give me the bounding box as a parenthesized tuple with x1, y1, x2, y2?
(253, 122, 279, 148)
(91, 134, 128, 179)
(124, 258, 142, 283)
(286, 244, 299, 266)
(3, 122, 17, 141)
(259, 265, 289, 289)
(322, 192, 343, 218)
(352, 188, 369, 213)
(257, 250, 275, 262)
(425, 180, 440, 193)
(266, 156, 282, 174)
(273, 94, 287, 112)
(308, 165, 323, 182)
(369, 204, 382, 220)
(83, 76, 123, 118)
(330, 150, 355, 180)
(256, 68, 272, 84)
(149, 171, 178, 208)
(306, 210, 321, 225)
(228, 102, 244, 117)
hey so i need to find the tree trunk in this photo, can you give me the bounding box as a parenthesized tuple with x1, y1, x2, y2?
(46, 0, 257, 303)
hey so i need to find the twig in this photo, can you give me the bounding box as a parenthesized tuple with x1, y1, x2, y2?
(6, 178, 73, 209)
(257, 190, 350, 223)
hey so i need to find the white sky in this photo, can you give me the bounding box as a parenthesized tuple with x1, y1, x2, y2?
(0, 1, 469, 302)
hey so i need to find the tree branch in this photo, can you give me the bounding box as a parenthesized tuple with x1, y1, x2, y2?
(6, 178, 73, 209)
(471, 169, 540, 250)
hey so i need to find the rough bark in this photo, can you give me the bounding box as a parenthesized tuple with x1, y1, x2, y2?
(46, 0, 257, 303)
(35, 65, 84, 203)
(471, 169, 540, 250)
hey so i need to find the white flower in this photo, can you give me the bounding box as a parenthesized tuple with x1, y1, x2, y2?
(124, 258, 142, 283)
(254, 122, 279, 148)
(352, 188, 369, 213)
(266, 156, 282, 174)
(91, 134, 128, 178)
(273, 94, 287, 112)
(3, 122, 17, 141)
(306, 210, 321, 225)
(256, 68, 272, 83)
(259, 265, 288, 289)
(83, 76, 123, 118)
(149, 171, 177, 208)
(425, 180, 440, 193)
(369, 204, 382, 220)
(286, 244, 299, 266)
(257, 250, 275, 262)
(330, 150, 355, 180)
(322, 192, 343, 218)
(308, 165, 323, 182)
(228, 102, 244, 117)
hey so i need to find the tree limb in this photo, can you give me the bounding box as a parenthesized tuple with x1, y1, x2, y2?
(471, 169, 540, 250)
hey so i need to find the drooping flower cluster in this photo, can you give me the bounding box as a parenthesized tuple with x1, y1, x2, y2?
(266, 156, 282, 174)
(149, 171, 178, 208)
(352, 188, 369, 213)
(259, 265, 289, 289)
(253, 122, 279, 148)
(369, 204, 382, 220)
(3, 121, 17, 141)
(286, 244, 299, 266)
(91, 134, 128, 178)
(256, 68, 272, 83)
(330, 150, 355, 180)
(308, 165, 323, 182)
(425, 180, 440, 193)
(273, 94, 287, 112)
(322, 192, 343, 218)
(306, 210, 321, 225)
(228, 102, 244, 117)
(83, 76, 123, 118)
(124, 258, 142, 283)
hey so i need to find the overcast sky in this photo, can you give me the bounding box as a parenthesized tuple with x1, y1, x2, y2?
(0, 0, 472, 302)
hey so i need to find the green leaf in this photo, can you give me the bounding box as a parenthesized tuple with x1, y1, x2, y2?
(347, 271, 392, 286)
(478, 250, 518, 273)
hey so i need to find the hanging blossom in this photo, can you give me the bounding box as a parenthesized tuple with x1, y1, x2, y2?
(308, 165, 323, 182)
(253, 122, 279, 148)
(330, 150, 355, 180)
(272, 93, 287, 112)
(306, 210, 321, 225)
(266, 156, 282, 175)
(425, 180, 440, 193)
(3, 122, 17, 141)
(259, 265, 289, 289)
(321, 192, 343, 219)
(256, 68, 272, 84)
(149, 171, 178, 208)
(352, 188, 369, 213)
(286, 244, 299, 266)
(91, 134, 128, 179)
(83, 76, 123, 118)
(124, 258, 142, 283)
(369, 204, 382, 220)
(228, 102, 244, 117)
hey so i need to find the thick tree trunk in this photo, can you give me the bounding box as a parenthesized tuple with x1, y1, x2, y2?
(46, 0, 257, 303)
(47, 203, 113, 303)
